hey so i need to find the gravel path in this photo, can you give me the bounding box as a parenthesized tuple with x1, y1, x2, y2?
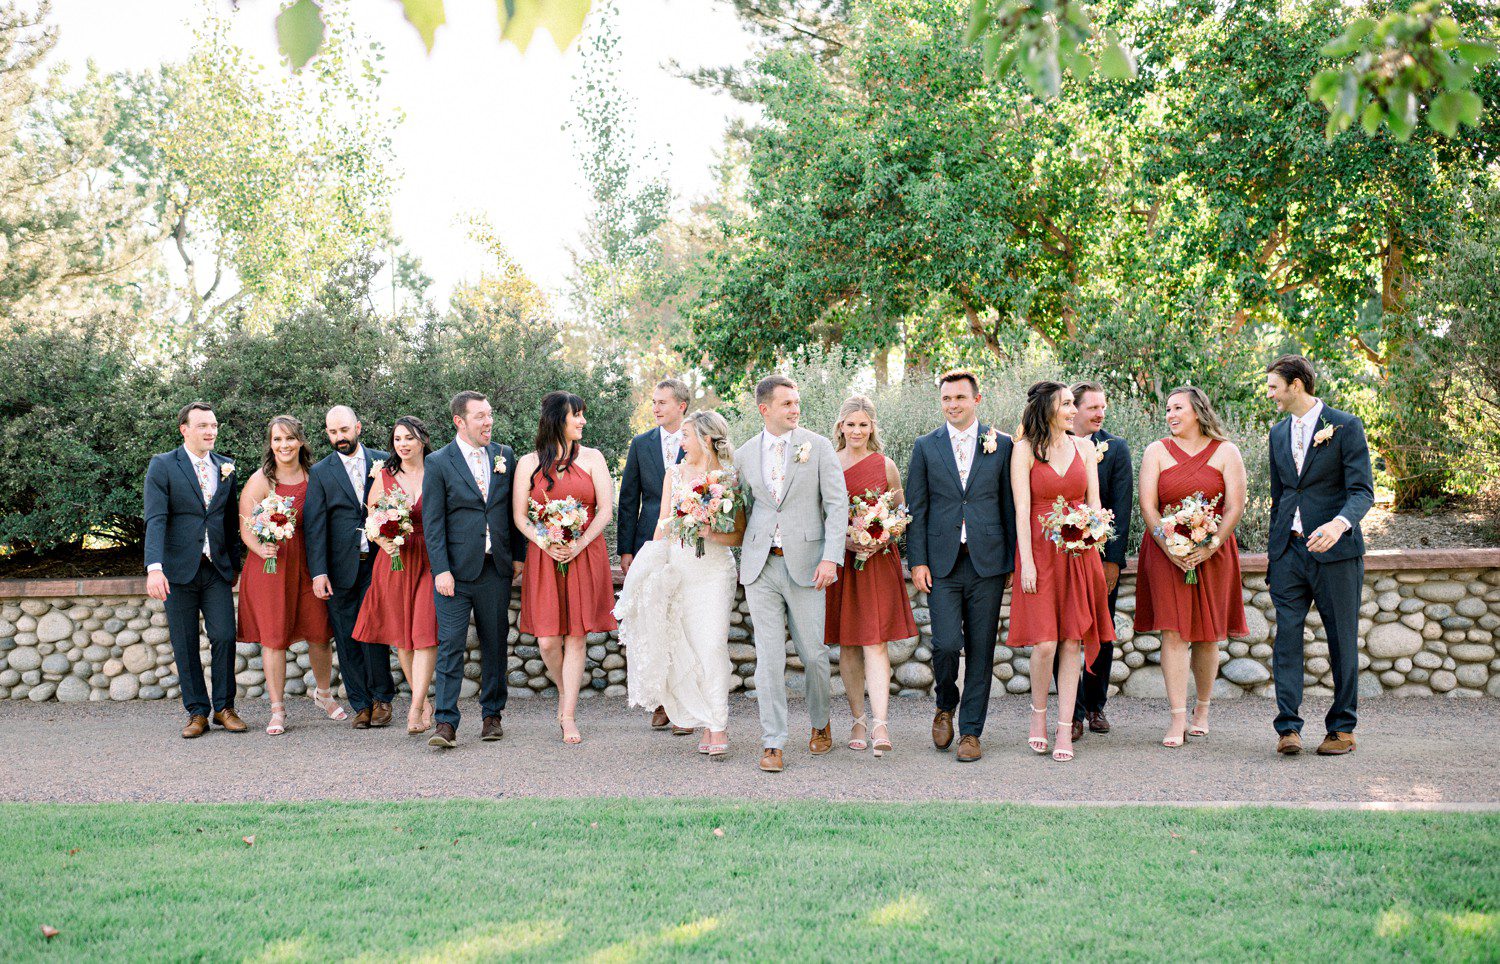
(3, 695, 1495, 809)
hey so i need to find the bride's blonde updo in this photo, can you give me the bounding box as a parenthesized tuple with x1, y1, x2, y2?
(683, 410, 735, 466)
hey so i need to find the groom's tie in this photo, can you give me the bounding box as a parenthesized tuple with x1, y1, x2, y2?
(345, 456, 369, 552)
(469, 450, 491, 552)
(1291, 419, 1306, 535)
(194, 456, 213, 559)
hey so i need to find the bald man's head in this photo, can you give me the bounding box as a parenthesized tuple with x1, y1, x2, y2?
(325, 405, 362, 455)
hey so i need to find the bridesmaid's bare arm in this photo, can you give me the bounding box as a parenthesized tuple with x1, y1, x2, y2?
(1137, 442, 1170, 549)
(1216, 443, 1249, 540)
(511, 452, 541, 546)
(884, 456, 906, 506)
(1012, 438, 1036, 592)
(577, 447, 614, 551)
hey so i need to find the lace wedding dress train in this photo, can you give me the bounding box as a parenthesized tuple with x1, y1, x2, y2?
(615, 469, 737, 731)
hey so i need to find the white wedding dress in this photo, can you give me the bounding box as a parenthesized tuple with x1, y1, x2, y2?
(615, 464, 737, 731)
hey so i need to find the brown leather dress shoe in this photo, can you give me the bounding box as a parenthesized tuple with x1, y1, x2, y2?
(671, 725, 695, 736)
(650, 706, 670, 729)
(181, 715, 210, 739)
(1277, 731, 1303, 755)
(932, 710, 954, 750)
(481, 715, 504, 741)
(1316, 732, 1356, 755)
(351, 708, 372, 730)
(809, 725, 833, 755)
(1087, 710, 1110, 733)
(369, 702, 393, 728)
(212, 708, 248, 733)
(956, 734, 982, 762)
(759, 748, 784, 772)
(428, 722, 457, 748)
(1071, 720, 1084, 742)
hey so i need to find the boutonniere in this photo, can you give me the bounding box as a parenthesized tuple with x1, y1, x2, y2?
(1095, 440, 1109, 463)
(219, 462, 234, 480)
(493, 454, 507, 474)
(795, 441, 812, 463)
(1312, 423, 1338, 447)
(368, 459, 385, 478)
(981, 428, 998, 454)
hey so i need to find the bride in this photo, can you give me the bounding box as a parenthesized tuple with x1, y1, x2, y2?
(615, 410, 744, 758)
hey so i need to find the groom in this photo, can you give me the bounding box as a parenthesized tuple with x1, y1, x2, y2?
(1265, 355, 1373, 757)
(906, 370, 1014, 763)
(423, 391, 525, 748)
(736, 374, 848, 773)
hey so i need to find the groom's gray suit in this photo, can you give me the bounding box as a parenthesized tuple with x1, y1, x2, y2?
(736, 426, 849, 750)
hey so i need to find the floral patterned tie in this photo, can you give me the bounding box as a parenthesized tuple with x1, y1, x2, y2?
(470, 450, 491, 552)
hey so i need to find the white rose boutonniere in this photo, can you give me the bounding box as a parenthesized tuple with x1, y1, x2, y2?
(1312, 423, 1338, 447)
(493, 454, 507, 474)
(981, 428, 998, 454)
(369, 459, 385, 478)
(795, 441, 812, 463)
(219, 462, 234, 480)
(1095, 440, 1109, 463)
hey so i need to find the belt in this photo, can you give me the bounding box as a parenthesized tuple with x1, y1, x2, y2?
(768, 546, 785, 557)
(359, 550, 370, 560)
(1290, 531, 1305, 541)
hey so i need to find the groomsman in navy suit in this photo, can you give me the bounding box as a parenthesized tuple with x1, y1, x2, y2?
(305, 406, 392, 729)
(143, 402, 246, 738)
(1056, 381, 1133, 740)
(423, 391, 525, 748)
(1265, 355, 1373, 757)
(906, 370, 1016, 763)
(616, 378, 689, 731)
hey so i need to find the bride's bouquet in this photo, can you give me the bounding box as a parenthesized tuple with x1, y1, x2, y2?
(1040, 497, 1115, 557)
(247, 492, 297, 574)
(668, 469, 739, 557)
(528, 496, 590, 575)
(1158, 491, 1222, 585)
(847, 488, 911, 570)
(364, 488, 414, 572)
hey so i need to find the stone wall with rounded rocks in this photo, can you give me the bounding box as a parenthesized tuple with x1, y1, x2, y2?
(2, 551, 1497, 704)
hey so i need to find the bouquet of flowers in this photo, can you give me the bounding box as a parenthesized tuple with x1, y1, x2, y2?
(364, 487, 414, 572)
(247, 492, 297, 574)
(1039, 497, 1115, 557)
(528, 496, 590, 575)
(1158, 491, 1223, 585)
(668, 469, 739, 558)
(847, 489, 911, 571)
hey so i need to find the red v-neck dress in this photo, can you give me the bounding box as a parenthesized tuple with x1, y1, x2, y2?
(519, 461, 619, 637)
(353, 468, 437, 650)
(237, 479, 332, 650)
(824, 454, 917, 647)
(1133, 439, 1248, 643)
(1005, 440, 1115, 668)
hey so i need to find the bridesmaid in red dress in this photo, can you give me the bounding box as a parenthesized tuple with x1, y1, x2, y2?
(1008, 382, 1115, 762)
(512, 391, 617, 746)
(1135, 386, 1249, 747)
(825, 396, 917, 757)
(353, 416, 439, 735)
(237, 415, 341, 735)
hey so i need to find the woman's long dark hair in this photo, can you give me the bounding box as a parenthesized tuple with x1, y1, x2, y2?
(261, 415, 313, 484)
(387, 416, 432, 478)
(1020, 381, 1068, 464)
(533, 391, 586, 491)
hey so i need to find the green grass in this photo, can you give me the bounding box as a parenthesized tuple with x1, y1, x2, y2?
(1, 800, 1495, 961)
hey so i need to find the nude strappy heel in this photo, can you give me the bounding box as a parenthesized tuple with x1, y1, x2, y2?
(871, 719, 892, 758)
(1052, 724, 1074, 762)
(1163, 707, 1187, 748)
(848, 714, 869, 751)
(1188, 700, 1210, 738)
(1028, 706, 1049, 755)
(265, 701, 286, 736)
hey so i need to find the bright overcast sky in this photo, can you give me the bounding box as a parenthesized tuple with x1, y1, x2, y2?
(47, 0, 756, 303)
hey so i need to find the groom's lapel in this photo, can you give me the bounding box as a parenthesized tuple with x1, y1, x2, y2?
(935, 427, 964, 495)
(450, 444, 485, 501)
(1297, 409, 1333, 485)
(484, 443, 505, 506)
(777, 428, 803, 506)
(205, 453, 234, 513)
(172, 449, 205, 512)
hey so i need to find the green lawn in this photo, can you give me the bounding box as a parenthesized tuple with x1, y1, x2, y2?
(0, 800, 1494, 961)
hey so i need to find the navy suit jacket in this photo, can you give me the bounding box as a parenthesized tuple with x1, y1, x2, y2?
(1268, 405, 1374, 563)
(616, 428, 685, 558)
(143, 447, 243, 584)
(422, 441, 526, 582)
(905, 424, 1016, 579)
(1091, 429, 1133, 567)
(304, 447, 389, 590)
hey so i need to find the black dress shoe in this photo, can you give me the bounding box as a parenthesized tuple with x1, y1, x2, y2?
(481, 715, 504, 741)
(428, 722, 457, 748)
(1087, 710, 1111, 733)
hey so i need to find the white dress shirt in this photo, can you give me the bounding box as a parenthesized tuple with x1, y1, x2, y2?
(948, 421, 977, 543)
(339, 445, 369, 552)
(456, 436, 491, 552)
(762, 429, 793, 548)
